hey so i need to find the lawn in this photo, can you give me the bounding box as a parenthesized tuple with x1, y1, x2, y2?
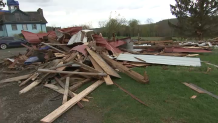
(78, 49, 218, 123)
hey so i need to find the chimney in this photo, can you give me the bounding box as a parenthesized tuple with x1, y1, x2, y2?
(37, 8, 43, 16)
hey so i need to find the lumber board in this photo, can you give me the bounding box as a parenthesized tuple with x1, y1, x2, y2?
(56, 62, 66, 71)
(89, 56, 113, 85)
(64, 53, 77, 63)
(62, 77, 70, 104)
(19, 80, 40, 94)
(55, 77, 89, 102)
(101, 53, 149, 83)
(73, 61, 100, 73)
(41, 42, 65, 54)
(184, 83, 218, 99)
(38, 69, 107, 76)
(41, 80, 104, 123)
(86, 48, 121, 78)
(0, 74, 32, 84)
(19, 73, 38, 86)
(183, 82, 205, 93)
(69, 78, 91, 91)
(19, 73, 50, 94)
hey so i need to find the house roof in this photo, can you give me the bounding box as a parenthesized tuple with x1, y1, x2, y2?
(7, 0, 19, 6)
(0, 9, 47, 24)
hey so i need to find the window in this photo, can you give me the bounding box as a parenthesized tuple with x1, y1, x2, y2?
(2, 37, 13, 40)
(32, 24, 37, 30)
(0, 25, 3, 31)
(22, 24, 28, 30)
(11, 24, 17, 30)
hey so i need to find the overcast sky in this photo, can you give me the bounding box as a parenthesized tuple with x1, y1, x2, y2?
(3, 0, 176, 28)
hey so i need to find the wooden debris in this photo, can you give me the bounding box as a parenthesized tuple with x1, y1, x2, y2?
(19, 73, 50, 94)
(1, 71, 19, 74)
(101, 53, 149, 83)
(54, 53, 66, 57)
(0, 74, 32, 84)
(183, 83, 218, 99)
(19, 73, 38, 86)
(38, 69, 107, 76)
(183, 82, 205, 93)
(191, 95, 197, 99)
(62, 77, 70, 104)
(89, 56, 113, 85)
(41, 42, 65, 54)
(113, 82, 148, 106)
(41, 80, 104, 123)
(55, 77, 88, 102)
(87, 48, 121, 78)
(69, 78, 91, 91)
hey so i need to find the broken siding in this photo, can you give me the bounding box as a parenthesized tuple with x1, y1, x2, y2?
(116, 54, 201, 66)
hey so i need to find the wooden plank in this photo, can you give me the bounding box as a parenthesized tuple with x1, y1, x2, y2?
(55, 77, 88, 103)
(19, 73, 50, 94)
(0, 74, 32, 84)
(41, 42, 65, 54)
(187, 83, 218, 99)
(69, 78, 91, 91)
(183, 82, 205, 93)
(73, 60, 100, 73)
(101, 53, 149, 83)
(38, 69, 107, 76)
(19, 73, 38, 86)
(19, 80, 40, 94)
(41, 80, 104, 123)
(89, 56, 113, 85)
(54, 53, 66, 57)
(1, 71, 19, 74)
(86, 48, 121, 78)
(62, 77, 70, 104)
(64, 53, 78, 63)
(56, 62, 66, 71)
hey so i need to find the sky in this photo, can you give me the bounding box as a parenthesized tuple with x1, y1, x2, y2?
(2, 0, 176, 28)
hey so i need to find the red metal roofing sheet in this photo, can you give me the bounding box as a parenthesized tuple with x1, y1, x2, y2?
(22, 30, 41, 43)
(59, 27, 82, 35)
(164, 48, 212, 53)
(109, 40, 126, 47)
(92, 34, 123, 54)
(70, 45, 88, 56)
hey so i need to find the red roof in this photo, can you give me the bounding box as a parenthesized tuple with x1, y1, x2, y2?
(164, 48, 212, 53)
(22, 31, 57, 44)
(22, 30, 41, 43)
(70, 45, 88, 56)
(59, 27, 82, 35)
(92, 34, 123, 54)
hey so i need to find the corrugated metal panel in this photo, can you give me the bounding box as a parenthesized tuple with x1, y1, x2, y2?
(116, 54, 201, 66)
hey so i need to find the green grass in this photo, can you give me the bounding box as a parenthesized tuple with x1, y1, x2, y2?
(79, 50, 218, 123)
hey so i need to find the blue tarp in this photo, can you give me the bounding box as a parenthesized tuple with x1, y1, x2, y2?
(7, 0, 19, 6)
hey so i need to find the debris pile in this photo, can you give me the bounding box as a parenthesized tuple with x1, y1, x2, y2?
(133, 40, 213, 57)
(0, 27, 212, 122)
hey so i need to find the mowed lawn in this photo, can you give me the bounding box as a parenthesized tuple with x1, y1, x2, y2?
(79, 49, 218, 123)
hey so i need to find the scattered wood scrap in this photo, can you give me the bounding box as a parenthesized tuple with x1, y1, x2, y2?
(183, 82, 218, 99)
(41, 80, 104, 123)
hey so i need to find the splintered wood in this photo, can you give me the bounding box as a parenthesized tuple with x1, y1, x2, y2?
(41, 80, 104, 123)
(0, 35, 153, 123)
(86, 48, 121, 78)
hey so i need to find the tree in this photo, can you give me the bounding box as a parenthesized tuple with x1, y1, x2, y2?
(128, 19, 140, 37)
(169, 0, 218, 40)
(104, 12, 127, 39)
(145, 18, 155, 37)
